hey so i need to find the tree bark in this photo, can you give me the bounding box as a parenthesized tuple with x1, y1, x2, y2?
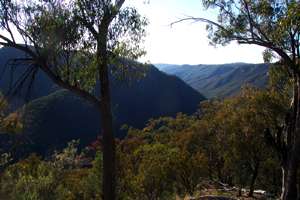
(280, 74, 300, 200)
(99, 93, 115, 200)
(99, 66, 116, 200)
(248, 162, 259, 197)
(98, 26, 116, 200)
(281, 156, 298, 200)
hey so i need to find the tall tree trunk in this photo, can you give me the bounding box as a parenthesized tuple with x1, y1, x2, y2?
(281, 156, 298, 200)
(248, 162, 259, 197)
(98, 30, 116, 200)
(99, 71, 116, 200)
(99, 90, 115, 200)
(100, 99, 115, 200)
(280, 74, 300, 200)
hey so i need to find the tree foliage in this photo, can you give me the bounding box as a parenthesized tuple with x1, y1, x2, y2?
(0, 1, 148, 199)
(177, 1, 300, 199)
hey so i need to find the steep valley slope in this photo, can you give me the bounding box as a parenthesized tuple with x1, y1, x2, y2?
(156, 63, 269, 99)
(0, 47, 205, 154)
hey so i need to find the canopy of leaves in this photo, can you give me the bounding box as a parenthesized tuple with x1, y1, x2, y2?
(201, 0, 299, 70)
(0, 0, 148, 93)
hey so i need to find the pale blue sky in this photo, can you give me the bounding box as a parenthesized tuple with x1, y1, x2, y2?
(126, 0, 266, 65)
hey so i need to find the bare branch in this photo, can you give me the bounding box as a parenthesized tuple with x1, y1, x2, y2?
(38, 60, 101, 108)
(171, 17, 227, 31)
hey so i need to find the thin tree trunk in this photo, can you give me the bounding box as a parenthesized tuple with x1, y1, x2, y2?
(248, 162, 259, 197)
(281, 157, 298, 200)
(280, 75, 300, 200)
(99, 95, 116, 200)
(99, 72, 116, 200)
(98, 30, 116, 200)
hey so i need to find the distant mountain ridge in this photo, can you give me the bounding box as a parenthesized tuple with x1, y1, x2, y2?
(0, 47, 205, 154)
(155, 63, 269, 98)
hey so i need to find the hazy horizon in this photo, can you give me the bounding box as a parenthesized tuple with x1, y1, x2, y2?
(154, 62, 266, 66)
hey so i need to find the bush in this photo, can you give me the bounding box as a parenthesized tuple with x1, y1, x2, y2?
(1, 154, 58, 200)
(0, 140, 98, 200)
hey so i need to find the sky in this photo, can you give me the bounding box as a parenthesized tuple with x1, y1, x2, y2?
(126, 0, 266, 65)
(0, 0, 266, 65)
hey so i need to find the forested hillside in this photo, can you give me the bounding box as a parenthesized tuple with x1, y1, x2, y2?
(0, 47, 205, 154)
(156, 63, 269, 98)
(0, 0, 298, 200)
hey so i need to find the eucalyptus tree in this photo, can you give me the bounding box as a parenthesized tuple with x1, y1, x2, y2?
(221, 87, 286, 197)
(175, 1, 299, 199)
(0, 0, 147, 199)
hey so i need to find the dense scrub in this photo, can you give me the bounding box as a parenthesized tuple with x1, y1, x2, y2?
(0, 85, 293, 199)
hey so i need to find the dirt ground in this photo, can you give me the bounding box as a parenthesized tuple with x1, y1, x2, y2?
(176, 188, 276, 200)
